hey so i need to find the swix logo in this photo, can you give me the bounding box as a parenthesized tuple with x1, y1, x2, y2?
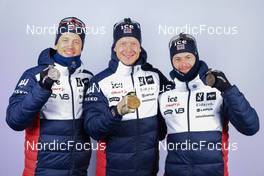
(82, 78, 89, 85)
(18, 79, 29, 87)
(145, 75, 154, 84)
(168, 96, 177, 102)
(206, 92, 216, 100)
(111, 82, 123, 89)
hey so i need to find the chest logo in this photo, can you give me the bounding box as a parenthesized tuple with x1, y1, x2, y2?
(196, 92, 204, 102)
(206, 92, 216, 100)
(138, 75, 154, 86)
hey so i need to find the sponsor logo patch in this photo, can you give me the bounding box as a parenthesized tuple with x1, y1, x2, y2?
(138, 75, 154, 86)
(18, 79, 29, 87)
(109, 97, 120, 102)
(206, 92, 216, 100)
(196, 92, 204, 102)
(164, 109, 173, 115)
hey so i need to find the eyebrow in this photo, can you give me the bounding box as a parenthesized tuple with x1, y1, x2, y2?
(60, 37, 69, 39)
(173, 56, 181, 59)
(174, 54, 191, 59)
(60, 36, 81, 41)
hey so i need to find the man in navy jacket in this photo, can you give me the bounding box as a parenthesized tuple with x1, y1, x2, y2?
(84, 18, 172, 176)
(159, 33, 259, 176)
(6, 17, 93, 176)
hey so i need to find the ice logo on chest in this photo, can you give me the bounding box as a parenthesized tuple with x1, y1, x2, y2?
(111, 82, 123, 89)
(168, 96, 177, 102)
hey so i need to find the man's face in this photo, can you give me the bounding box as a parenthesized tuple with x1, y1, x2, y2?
(114, 37, 141, 66)
(55, 33, 82, 57)
(172, 52, 196, 74)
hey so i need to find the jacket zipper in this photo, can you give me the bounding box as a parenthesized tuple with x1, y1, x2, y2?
(68, 72, 76, 175)
(186, 82, 191, 132)
(130, 66, 139, 175)
(186, 82, 192, 176)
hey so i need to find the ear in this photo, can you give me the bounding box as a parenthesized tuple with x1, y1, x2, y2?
(54, 45, 57, 50)
(114, 45, 117, 52)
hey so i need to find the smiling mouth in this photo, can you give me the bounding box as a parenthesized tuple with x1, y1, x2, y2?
(180, 68, 191, 73)
(122, 52, 135, 59)
(64, 50, 75, 56)
(124, 55, 134, 59)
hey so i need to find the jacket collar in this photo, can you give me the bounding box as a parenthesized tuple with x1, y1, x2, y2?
(54, 62, 83, 76)
(173, 75, 205, 92)
(116, 61, 132, 75)
(38, 48, 56, 66)
(170, 60, 209, 83)
(171, 60, 209, 92)
(38, 48, 83, 76)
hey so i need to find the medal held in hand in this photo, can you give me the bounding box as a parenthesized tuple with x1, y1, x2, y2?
(47, 65, 60, 81)
(205, 70, 216, 87)
(126, 92, 141, 109)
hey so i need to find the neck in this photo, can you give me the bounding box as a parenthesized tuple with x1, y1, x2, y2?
(170, 60, 200, 82)
(53, 53, 82, 70)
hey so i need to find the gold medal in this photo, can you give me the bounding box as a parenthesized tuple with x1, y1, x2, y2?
(126, 92, 141, 109)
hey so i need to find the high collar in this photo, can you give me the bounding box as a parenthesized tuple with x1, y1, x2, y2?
(53, 62, 83, 76)
(173, 75, 205, 92)
(170, 60, 209, 84)
(53, 53, 81, 69)
(37, 48, 83, 75)
(38, 48, 56, 66)
(114, 61, 142, 76)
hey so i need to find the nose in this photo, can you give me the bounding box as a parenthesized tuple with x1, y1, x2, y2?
(181, 62, 188, 66)
(69, 41, 75, 48)
(64, 42, 73, 49)
(124, 44, 133, 52)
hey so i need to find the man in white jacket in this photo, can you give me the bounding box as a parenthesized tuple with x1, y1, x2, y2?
(159, 33, 259, 176)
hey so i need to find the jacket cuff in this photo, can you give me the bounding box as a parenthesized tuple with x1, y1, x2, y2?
(110, 106, 122, 120)
(222, 85, 239, 97)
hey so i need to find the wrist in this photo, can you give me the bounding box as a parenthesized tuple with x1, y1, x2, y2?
(221, 82, 232, 92)
(39, 77, 55, 90)
(110, 106, 122, 120)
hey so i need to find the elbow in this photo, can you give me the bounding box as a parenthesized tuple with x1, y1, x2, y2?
(242, 122, 259, 136)
(84, 120, 102, 141)
(6, 116, 25, 131)
(90, 133, 101, 141)
(231, 108, 260, 136)
(243, 111, 260, 136)
(237, 119, 260, 136)
(240, 128, 259, 136)
(85, 126, 101, 140)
